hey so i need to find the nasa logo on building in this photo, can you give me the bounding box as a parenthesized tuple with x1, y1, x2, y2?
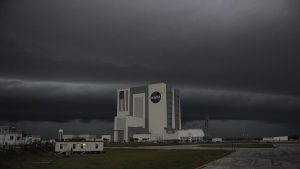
(151, 91, 161, 103)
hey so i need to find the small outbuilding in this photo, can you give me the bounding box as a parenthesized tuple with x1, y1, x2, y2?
(55, 140, 104, 154)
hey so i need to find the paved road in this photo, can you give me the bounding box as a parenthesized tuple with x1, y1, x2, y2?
(203, 144, 300, 169)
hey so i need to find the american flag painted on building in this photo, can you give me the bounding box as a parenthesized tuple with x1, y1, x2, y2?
(119, 90, 128, 112)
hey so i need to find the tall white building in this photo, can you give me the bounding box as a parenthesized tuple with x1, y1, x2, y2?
(113, 83, 182, 142)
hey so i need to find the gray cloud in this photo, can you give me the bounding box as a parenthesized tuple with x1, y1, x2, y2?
(1, 0, 300, 123)
(180, 87, 300, 123)
(0, 78, 118, 121)
(0, 78, 299, 123)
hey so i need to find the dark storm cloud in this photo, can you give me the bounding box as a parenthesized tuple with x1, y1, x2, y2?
(0, 78, 124, 122)
(1, 0, 300, 122)
(1, 78, 299, 123)
(180, 88, 300, 123)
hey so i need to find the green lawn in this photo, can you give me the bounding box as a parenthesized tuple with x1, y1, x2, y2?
(104, 142, 194, 147)
(0, 149, 231, 169)
(198, 143, 274, 148)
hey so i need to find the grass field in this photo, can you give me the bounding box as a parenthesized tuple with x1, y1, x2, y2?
(104, 142, 194, 147)
(198, 143, 274, 148)
(0, 149, 231, 169)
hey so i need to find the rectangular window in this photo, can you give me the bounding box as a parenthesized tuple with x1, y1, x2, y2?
(17, 136, 20, 140)
(95, 144, 98, 149)
(10, 136, 13, 140)
(73, 144, 76, 149)
(60, 144, 63, 149)
(81, 144, 84, 149)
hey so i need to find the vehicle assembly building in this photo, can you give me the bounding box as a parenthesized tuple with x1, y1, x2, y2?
(113, 82, 204, 142)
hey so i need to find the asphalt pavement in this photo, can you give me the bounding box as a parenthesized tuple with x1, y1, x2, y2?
(203, 144, 300, 169)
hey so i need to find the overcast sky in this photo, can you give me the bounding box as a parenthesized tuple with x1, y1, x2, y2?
(1, 0, 300, 128)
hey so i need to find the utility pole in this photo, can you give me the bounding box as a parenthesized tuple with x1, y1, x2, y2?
(204, 116, 209, 135)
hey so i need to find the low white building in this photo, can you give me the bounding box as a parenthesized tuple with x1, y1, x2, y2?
(262, 136, 288, 142)
(178, 129, 205, 142)
(163, 129, 205, 143)
(212, 138, 222, 143)
(262, 137, 273, 142)
(55, 141, 103, 153)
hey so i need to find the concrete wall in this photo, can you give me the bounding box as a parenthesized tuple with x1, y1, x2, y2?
(148, 83, 167, 138)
